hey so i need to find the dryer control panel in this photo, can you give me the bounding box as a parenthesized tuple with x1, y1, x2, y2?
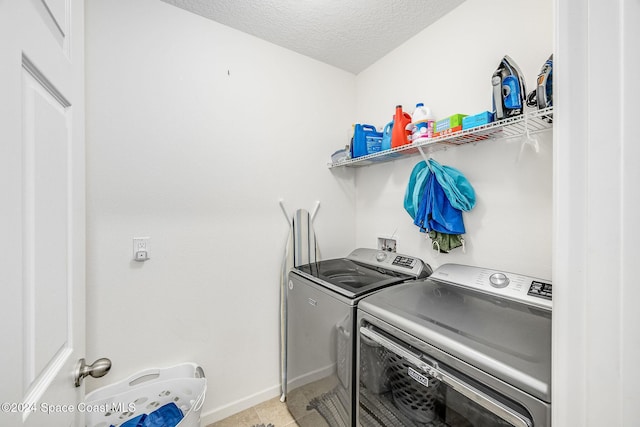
(430, 264, 552, 310)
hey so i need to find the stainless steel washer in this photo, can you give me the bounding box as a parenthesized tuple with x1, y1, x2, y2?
(286, 248, 431, 427)
(357, 264, 552, 427)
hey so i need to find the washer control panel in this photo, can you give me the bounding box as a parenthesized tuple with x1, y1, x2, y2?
(347, 248, 430, 278)
(527, 281, 552, 300)
(430, 264, 552, 310)
(392, 255, 417, 269)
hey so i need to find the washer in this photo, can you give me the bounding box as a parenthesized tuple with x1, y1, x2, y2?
(286, 248, 431, 427)
(357, 263, 552, 427)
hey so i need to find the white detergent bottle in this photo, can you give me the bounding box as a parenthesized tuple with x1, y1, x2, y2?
(411, 103, 435, 141)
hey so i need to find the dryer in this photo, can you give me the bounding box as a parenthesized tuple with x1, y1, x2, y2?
(357, 264, 552, 426)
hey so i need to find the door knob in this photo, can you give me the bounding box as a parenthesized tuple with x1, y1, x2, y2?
(74, 357, 112, 387)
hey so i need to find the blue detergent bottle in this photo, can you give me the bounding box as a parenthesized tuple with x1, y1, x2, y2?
(381, 121, 393, 151)
(352, 124, 382, 157)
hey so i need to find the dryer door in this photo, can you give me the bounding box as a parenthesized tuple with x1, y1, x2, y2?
(359, 325, 535, 427)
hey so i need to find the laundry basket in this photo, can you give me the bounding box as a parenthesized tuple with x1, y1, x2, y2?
(359, 333, 390, 394)
(386, 352, 440, 424)
(84, 363, 206, 427)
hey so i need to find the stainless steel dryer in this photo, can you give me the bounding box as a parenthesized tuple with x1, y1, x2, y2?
(357, 264, 552, 427)
(286, 248, 431, 427)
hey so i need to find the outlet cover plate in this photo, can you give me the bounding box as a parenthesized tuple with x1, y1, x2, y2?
(377, 236, 397, 252)
(133, 237, 150, 261)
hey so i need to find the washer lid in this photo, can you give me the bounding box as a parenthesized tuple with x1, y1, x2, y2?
(359, 279, 551, 402)
(295, 258, 413, 299)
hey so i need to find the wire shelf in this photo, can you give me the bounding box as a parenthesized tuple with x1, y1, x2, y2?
(328, 107, 553, 168)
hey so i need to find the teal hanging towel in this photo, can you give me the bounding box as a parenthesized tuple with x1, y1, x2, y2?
(404, 159, 476, 253)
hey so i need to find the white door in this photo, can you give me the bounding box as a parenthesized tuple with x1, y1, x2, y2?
(0, 0, 88, 426)
(554, 0, 640, 425)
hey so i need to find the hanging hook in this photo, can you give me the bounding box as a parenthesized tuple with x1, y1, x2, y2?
(417, 146, 435, 173)
(417, 146, 429, 163)
(518, 112, 540, 160)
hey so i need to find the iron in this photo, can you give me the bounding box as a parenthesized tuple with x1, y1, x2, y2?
(492, 55, 527, 120)
(527, 54, 553, 122)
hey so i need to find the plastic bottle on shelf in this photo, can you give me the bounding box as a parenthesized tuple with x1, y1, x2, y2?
(381, 121, 393, 151)
(391, 105, 413, 148)
(411, 103, 435, 141)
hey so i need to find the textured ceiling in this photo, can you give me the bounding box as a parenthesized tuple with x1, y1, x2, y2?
(160, 0, 466, 74)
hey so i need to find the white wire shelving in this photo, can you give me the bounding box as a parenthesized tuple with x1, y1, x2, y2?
(327, 107, 553, 169)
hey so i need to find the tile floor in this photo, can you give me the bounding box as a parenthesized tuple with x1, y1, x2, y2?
(205, 396, 300, 427)
(206, 376, 339, 427)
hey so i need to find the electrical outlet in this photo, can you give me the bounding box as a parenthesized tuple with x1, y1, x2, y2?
(377, 237, 397, 252)
(133, 237, 150, 261)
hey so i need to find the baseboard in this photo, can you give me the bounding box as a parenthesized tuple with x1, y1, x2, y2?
(199, 364, 336, 425)
(287, 363, 335, 391)
(199, 383, 281, 426)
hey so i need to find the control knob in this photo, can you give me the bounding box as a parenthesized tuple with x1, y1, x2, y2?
(489, 273, 510, 288)
(376, 252, 387, 262)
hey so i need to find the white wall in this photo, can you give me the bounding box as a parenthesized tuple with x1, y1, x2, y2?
(354, 0, 553, 279)
(84, 0, 356, 422)
(85, 0, 554, 422)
